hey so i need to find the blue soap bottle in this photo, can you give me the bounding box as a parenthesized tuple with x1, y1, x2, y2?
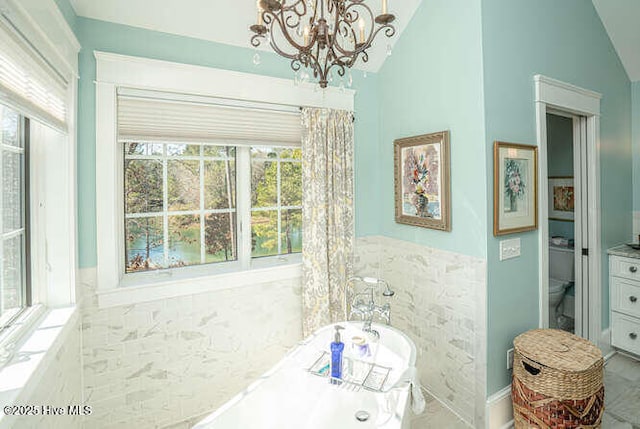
(330, 325, 345, 381)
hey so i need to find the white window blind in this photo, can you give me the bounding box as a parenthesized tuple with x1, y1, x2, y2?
(117, 89, 302, 147)
(0, 20, 68, 132)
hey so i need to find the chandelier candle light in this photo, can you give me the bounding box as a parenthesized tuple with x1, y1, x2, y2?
(250, 0, 396, 88)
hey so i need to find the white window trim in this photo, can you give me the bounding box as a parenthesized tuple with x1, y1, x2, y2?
(95, 52, 354, 306)
(0, 0, 78, 375)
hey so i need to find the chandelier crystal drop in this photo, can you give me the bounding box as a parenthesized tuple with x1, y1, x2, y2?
(250, 0, 396, 88)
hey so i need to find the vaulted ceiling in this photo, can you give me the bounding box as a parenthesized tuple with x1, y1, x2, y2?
(68, 1, 640, 81)
(592, 0, 640, 81)
(68, 0, 422, 72)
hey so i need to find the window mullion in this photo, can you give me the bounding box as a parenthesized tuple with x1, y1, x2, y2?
(199, 146, 205, 264)
(237, 147, 251, 269)
(162, 149, 169, 268)
(276, 156, 282, 255)
(22, 116, 31, 306)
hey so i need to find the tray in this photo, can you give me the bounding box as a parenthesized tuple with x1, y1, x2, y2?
(306, 350, 392, 392)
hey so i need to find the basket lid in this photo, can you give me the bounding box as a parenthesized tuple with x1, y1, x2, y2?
(514, 329, 602, 372)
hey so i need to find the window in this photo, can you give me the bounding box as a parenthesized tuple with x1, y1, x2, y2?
(0, 105, 30, 329)
(95, 53, 353, 300)
(123, 142, 302, 275)
(250, 147, 302, 257)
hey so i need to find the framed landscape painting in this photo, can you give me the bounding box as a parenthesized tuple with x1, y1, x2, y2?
(493, 141, 538, 236)
(394, 131, 451, 231)
(548, 177, 574, 221)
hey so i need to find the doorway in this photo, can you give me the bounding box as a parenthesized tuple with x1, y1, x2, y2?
(545, 111, 587, 335)
(535, 75, 602, 346)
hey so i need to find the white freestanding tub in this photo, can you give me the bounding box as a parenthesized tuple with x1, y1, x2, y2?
(193, 322, 418, 429)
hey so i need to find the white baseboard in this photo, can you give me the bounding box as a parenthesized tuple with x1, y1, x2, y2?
(486, 385, 513, 429)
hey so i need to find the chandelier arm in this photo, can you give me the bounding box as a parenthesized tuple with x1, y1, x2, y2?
(368, 23, 396, 41)
(331, 18, 369, 57)
(268, 35, 302, 61)
(331, 4, 376, 57)
(282, 0, 308, 29)
(361, 50, 369, 63)
(331, 3, 355, 48)
(250, 34, 265, 48)
(329, 56, 347, 78)
(266, 9, 309, 54)
(332, 48, 360, 68)
(324, 46, 348, 78)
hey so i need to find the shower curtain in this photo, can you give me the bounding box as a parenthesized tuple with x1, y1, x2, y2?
(301, 107, 354, 337)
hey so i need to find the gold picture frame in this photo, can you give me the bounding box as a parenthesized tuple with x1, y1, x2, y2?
(394, 131, 451, 231)
(493, 141, 538, 236)
(548, 176, 574, 222)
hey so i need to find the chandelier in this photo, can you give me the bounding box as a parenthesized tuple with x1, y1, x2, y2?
(250, 0, 396, 88)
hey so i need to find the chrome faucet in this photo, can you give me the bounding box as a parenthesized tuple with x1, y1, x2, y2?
(347, 277, 395, 339)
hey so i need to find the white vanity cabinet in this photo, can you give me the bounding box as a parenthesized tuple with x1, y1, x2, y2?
(609, 247, 640, 356)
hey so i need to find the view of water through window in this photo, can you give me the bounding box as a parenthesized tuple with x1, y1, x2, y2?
(124, 142, 301, 274)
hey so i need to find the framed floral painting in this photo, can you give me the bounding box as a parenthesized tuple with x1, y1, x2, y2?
(493, 141, 538, 236)
(548, 177, 574, 221)
(394, 131, 451, 231)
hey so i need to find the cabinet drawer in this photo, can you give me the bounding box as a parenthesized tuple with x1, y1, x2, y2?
(611, 277, 640, 317)
(611, 312, 640, 356)
(610, 256, 640, 281)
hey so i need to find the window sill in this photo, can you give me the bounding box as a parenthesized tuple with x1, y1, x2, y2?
(97, 260, 302, 308)
(0, 306, 78, 419)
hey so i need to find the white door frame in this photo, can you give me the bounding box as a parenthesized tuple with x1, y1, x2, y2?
(535, 75, 602, 346)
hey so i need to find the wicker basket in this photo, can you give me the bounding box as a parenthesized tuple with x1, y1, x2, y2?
(512, 329, 604, 429)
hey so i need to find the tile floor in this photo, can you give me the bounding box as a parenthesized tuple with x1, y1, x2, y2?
(411, 392, 470, 429)
(410, 353, 640, 429)
(604, 353, 640, 429)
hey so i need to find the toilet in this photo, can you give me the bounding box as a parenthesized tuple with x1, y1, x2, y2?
(549, 244, 575, 328)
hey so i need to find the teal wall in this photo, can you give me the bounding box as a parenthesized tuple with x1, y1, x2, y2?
(377, 0, 487, 258)
(547, 114, 574, 240)
(59, 0, 634, 399)
(634, 82, 640, 212)
(73, 17, 379, 267)
(53, 0, 77, 31)
(482, 0, 632, 395)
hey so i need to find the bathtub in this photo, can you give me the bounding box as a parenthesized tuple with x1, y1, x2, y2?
(193, 321, 419, 429)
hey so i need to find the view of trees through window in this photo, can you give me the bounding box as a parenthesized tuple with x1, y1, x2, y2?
(124, 142, 302, 274)
(1, 105, 27, 326)
(251, 147, 302, 257)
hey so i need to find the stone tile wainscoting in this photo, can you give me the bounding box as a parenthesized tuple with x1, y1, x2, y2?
(7, 238, 485, 429)
(355, 236, 486, 428)
(78, 269, 303, 428)
(5, 312, 83, 429)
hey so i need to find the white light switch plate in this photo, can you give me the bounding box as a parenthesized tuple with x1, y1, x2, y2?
(500, 238, 521, 261)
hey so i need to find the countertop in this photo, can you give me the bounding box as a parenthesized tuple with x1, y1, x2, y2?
(608, 244, 640, 259)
